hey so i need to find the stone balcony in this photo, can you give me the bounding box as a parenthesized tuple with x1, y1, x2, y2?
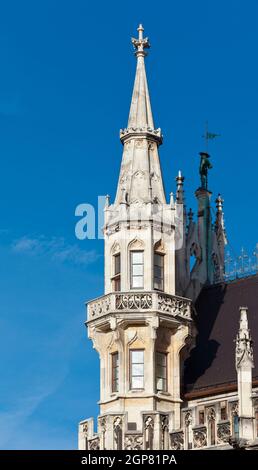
(87, 291, 192, 323)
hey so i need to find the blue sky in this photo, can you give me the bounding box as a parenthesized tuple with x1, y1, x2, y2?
(0, 0, 257, 449)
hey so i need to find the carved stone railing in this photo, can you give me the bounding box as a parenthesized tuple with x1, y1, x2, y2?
(217, 421, 231, 445)
(193, 426, 207, 449)
(170, 431, 184, 450)
(87, 291, 192, 322)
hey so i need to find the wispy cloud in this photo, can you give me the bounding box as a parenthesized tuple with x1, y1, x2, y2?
(12, 235, 100, 266)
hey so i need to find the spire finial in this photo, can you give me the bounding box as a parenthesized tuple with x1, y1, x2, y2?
(131, 24, 150, 57)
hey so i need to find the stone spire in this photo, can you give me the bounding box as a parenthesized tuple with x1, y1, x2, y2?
(236, 307, 254, 370)
(236, 307, 254, 441)
(215, 194, 226, 242)
(115, 25, 166, 206)
(127, 24, 154, 130)
(176, 170, 185, 204)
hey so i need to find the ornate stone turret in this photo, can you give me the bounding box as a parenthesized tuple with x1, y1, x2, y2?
(78, 25, 193, 451)
(235, 306, 254, 441)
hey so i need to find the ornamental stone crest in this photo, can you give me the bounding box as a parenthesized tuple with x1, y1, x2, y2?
(217, 422, 230, 444)
(185, 411, 192, 427)
(89, 438, 100, 450)
(124, 434, 143, 450)
(193, 428, 207, 448)
(170, 432, 184, 450)
(207, 407, 215, 422)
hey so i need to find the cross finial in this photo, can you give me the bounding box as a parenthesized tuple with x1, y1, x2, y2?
(131, 24, 150, 57)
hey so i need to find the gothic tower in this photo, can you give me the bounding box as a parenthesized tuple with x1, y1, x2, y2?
(78, 25, 193, 451)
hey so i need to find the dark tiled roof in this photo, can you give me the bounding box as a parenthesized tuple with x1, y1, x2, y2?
(183, 275, 258, 395)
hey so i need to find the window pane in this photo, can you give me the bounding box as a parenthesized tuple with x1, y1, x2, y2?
(112, 352, 119, 392)
(131, 350, 144, 363)
(156, 377, 163, 390)
(132, 276, 143, 288)
(132, 251, 143, 264)
(114, 254, 121, 275)
(114, 277, 121, 291)
(154, 254, 164, 267)
(154, 279, 162, 290)
(154, 265, 162, 278)
(157, 365, 166, 379)
(156, 352, 167, 391)
(132, 363, 144, 376)
(157, 352, 166, 366)
(132, 264, 143, 276)
(131, 376, 144, 389)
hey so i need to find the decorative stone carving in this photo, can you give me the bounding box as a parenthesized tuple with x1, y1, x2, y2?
(144, 415, 154, 429)
(82, 422, 88, 436)
(128, 238, 144, 250)
(170, 431, 184, 450)
(89, 438, 100, 450)
(185, 411, 192, 427)
(116, 293, 152, 310)
(99, 417, 106, 432)
(135, 140, 145, 149)
(124, 434, 143, 450)
(235, 327, 254, 368)
(89, 296, 111, 319)
(193, 427, 207, 448)
(119, 172, 130, 186)
(111, 242, 120, 255)
(231, 402, 239, 416)
(113, 416, 122, 428)
(133, 170, 146, 180)
(207, 407, 215, 422)
(217, 422, 230, 444)
(158, 294, 191, 318)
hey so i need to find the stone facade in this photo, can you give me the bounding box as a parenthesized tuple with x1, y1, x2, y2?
(78, 25, 257, 450)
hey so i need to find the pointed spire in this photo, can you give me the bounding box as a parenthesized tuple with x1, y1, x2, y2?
(235, 307, 254, 369)
(128, 24, 153, 129)
(215, 193, 227, 244)
(115, 26, 166, 206)
(176, 170, 185, 204)
(120, 25, 162, 144)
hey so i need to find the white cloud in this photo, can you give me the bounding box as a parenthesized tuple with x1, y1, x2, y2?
(11, 236, 100, 266)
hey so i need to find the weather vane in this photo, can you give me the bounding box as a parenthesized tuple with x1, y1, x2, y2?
(202, 121, 220, 152)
